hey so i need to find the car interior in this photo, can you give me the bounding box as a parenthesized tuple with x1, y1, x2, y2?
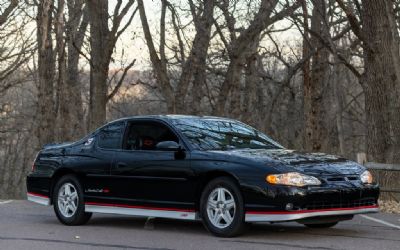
(123, 122, 179, 150)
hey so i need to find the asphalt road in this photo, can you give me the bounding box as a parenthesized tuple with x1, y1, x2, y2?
(0, 200, 399, 250)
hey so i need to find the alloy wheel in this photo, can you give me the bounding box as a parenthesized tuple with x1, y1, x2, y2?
(206, 187, 236, 229)
(57, 183, 79, 218)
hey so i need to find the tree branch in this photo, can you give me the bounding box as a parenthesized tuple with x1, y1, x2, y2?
(0, 0, 18, 26)
(107, 59, 136, 101)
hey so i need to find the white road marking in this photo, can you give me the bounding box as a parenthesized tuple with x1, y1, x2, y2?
(360, 214, 400, 230)
(0, 200, 12, 205)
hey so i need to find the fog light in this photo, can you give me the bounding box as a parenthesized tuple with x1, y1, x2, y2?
(285, 203, 294, 210)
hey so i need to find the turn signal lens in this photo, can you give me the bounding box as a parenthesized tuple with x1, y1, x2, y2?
(266, 175, 277, 184)
(266, 172, 321, 187)
(360, 170, 373, 184)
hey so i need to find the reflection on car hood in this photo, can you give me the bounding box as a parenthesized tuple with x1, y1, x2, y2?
(209, 149, 364, 175)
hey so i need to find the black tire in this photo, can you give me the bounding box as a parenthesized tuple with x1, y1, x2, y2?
(304, 222, 338, 228)
(200, 177, 246, 237)
(53, 175, 92, 225)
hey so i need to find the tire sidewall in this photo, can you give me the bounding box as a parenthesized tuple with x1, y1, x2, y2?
(53, 175, 86, 225)
(200, 177, 245, 237)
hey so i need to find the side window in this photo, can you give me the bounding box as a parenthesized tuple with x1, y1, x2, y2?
(123, 121, 179, 150)
(97, 122, 125, 149)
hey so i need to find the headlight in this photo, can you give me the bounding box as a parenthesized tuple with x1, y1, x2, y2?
(266, 172, 321, 187)
(360, 170, 373, 184)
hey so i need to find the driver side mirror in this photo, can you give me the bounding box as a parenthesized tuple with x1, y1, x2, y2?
(156, 141, 181, 151)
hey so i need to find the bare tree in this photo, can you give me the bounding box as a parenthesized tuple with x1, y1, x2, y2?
(176, 0, 216, 114)
(303, 0, 330, 152)
(137, 0, 175, 112)
(137, 0, 215, 114)
(56, 0, 89, 141)
(0, 1, 34, 94)
(213, 0, 302, 116)
(86, 0, 137, 131)
(36, 0, 56, 147)
(337, 0, 400, 163)
(0, 0, 17, 26)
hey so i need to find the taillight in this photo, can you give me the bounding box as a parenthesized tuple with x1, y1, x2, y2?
(31, 152, 39, 172)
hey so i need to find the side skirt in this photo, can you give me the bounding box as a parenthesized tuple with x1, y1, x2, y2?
(27, 192, 50, 206)
(85, 202, 198, 220)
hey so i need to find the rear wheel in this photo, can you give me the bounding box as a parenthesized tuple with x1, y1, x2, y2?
(200, 177, 245, 237)
(304, 222, 338, 228)
(53, 175, 92, 225)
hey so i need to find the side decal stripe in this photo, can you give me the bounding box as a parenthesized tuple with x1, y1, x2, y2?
(85, 201, 195, 213)
(85, 204, 198, 220)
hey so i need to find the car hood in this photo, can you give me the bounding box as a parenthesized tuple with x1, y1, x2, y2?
(209, 149, 364, 176)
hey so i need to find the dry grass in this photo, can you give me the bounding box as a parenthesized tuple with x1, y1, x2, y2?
(379, 200, 400, 214)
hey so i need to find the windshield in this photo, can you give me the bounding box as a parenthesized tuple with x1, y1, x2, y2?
(171, 118, 283, 151)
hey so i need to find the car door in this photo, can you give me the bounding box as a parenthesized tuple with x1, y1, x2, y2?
(82, 121, 126, 202)
(109, 120, 196, 210)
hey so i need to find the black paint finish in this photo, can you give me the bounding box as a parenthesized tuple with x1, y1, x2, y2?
(27, 115, 379, 216)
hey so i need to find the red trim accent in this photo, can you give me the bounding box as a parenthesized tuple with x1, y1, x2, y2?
(85, 201, 195, 213)
(27, 192, 49, 199)
(246, 205, 379, 215)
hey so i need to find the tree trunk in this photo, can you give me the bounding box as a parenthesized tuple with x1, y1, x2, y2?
(304, 0, 329, 152)
(214, 0, 298, 116)
(137, 0, 176, 113)
(386, 1, 400, 163)
(36, 0, 55, 147)
(214, 58, 242, 116)
(55, 0, 68, 141)
(333, 65, 346, 156)
(242, 40, 260, 124)
(176, 0, 215, 114)
(361, 0, 400, 163)
(64, 0, 88, 139)
(87, 0, 110, 131)
(0, 0, 17, 26)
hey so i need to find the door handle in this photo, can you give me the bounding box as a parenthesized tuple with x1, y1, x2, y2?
(116, 162, 128, 169)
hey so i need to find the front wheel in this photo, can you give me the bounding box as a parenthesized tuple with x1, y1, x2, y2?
(53, 175, 92, 225)
(200, 177, 246, 237)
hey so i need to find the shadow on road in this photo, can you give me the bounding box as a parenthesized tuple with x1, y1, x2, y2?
(84, 215, 361, 238)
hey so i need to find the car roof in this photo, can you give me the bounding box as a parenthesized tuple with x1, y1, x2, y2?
(94, 115, 240, 134)
(110, 114, 236, 123)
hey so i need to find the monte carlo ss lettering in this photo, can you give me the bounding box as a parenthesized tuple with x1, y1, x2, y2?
(27, 115, 379, 237)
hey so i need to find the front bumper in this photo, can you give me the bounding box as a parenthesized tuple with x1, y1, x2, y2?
(242, 180, 380, 222)
(245, 205, 378, 222)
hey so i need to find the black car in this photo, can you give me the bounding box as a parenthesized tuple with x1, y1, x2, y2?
(27, 115, 379, 237)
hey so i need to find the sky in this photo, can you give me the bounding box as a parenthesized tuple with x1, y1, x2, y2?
(111, 0, 303, 71)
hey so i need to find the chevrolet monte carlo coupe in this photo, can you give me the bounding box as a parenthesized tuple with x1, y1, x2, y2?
(27, 115, 379, 237)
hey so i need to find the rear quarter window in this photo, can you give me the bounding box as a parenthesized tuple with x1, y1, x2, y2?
(97, 122, 125, 149)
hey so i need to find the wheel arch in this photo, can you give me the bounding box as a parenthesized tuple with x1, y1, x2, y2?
(195, 170, 242, 212)
(49, 168, 83, 205)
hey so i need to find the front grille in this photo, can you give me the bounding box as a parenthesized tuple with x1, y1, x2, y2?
(303, 198, 376, 210)
(324, 175, 359, 182)
(326, 177, 346, 182)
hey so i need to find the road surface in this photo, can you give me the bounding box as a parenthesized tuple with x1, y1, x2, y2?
(0, 200, 399, 250)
